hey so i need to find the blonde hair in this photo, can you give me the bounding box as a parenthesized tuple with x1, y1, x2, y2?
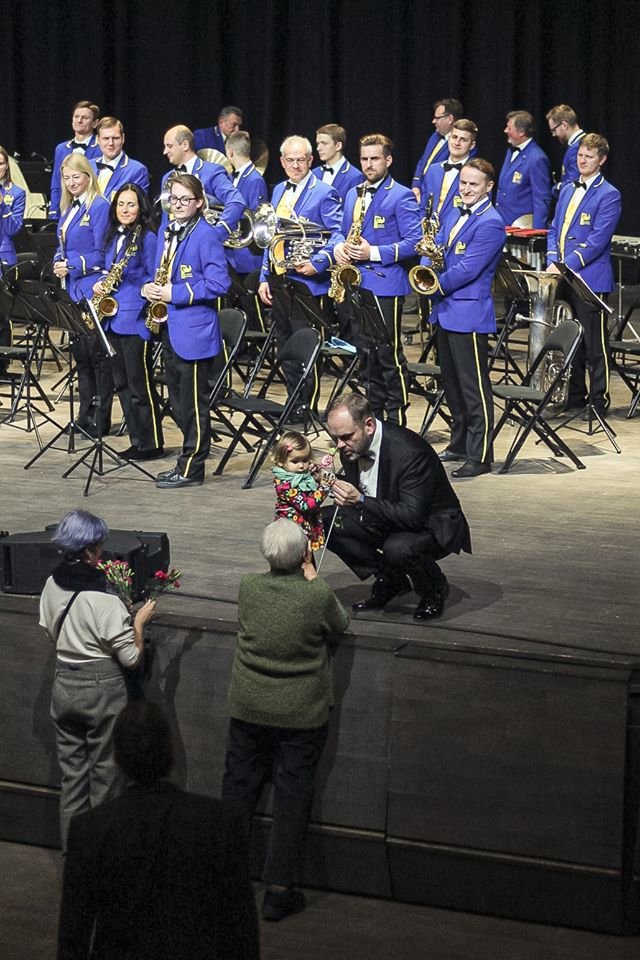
(60, 152, 101, 213)
(272, 430, 311, 467)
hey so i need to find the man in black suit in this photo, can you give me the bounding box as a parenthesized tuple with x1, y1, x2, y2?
(57, 702, 259, 960)
(324, 393, 471, 620)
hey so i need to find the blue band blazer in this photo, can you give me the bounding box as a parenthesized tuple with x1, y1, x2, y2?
(0, 182, 26, 267)
(100, 229, 157, 339)
(311, 160, 362, 201)
(495, 140, 553, 229)
(161, 159, 245, 239)
(226, 164, 267, 274)
(90, 154, 151, 203)
(49, 136, 101, 220)
(55, 196, 110, 302)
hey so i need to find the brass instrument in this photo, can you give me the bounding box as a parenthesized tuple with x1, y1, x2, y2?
(91, 225, 142, 319)
(515, 269, 572, 403)
(252, 203, 331, 271)
(329, 184, 366, 303)
(145, 232, 172, 334)
(197, 138, 269, 176)
(157, 188, 254, 249)
(409, 194, 445, 297)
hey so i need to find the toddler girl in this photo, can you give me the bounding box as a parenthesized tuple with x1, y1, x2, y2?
(272, 431, 334, 550)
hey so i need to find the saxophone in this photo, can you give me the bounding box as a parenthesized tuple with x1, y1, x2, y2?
(409, 194, 445, 296)
(145, 229, 172, 334)
(328, 184, 367, 303)
(91, 225, 142, 319)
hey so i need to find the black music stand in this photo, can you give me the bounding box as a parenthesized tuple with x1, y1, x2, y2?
(490, 255, 529, 384)
(552, 262, 620, 453)
(25, 294, 156, 495)
(346, 285, 393, 406)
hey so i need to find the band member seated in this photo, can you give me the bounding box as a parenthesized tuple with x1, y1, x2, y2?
(495, 110, 553, 228)
(324, 393, 471, 620)
(52, 153, 112, 436)
(49, 100, 101, 221)
(194, 104, 243, 153)
(546, 133, 621, 416)
(333, 133, 421, 425)
(143, 174, 230, 489)
(0, 145, 26, 374)
(161, 125, 244, 242)
(93, 183, 164, 461)
(412, 98, 465, 203)
(90, 116, 150, 203)
(258, 135, 342, 416)
(425, 159, 506, 478)
(312, 124, 362, 201)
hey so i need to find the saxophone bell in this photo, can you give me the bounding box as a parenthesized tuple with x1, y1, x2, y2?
(95, 295, 119, 318)
(328, 264, 362, 304)
(408, 265, 442, 297)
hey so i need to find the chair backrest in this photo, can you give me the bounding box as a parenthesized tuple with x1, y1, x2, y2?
(528, 317, 582, 382)
(218, 307, 247, 354)
(278, 326, 321, 368)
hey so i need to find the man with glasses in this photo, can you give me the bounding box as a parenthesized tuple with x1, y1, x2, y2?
(90, 117, 150, 203)
(412, 98, 464, 203)
(546, 104, 586, 195)
(495, 111, 553, 228)
(258, 135, 342, 415)
(161, 125, 244, 241)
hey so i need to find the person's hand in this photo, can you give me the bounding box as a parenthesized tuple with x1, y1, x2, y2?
(53, 260, 69, 278)
(331, 478, 362, 506)
(92, 279, 106, 296)
(345, 237, 371, 260)
(302, 549, 317, 580)
(258, 281, 273, 305)
(144, 282, 165, 301)
(333, 242, 350, 266)
(412, 186, 421, 203)
(134, 598, 157, 627)
(294, 261, 318, 277)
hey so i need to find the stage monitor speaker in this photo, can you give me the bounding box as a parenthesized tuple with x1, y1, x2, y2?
(0, 528, 170, 600)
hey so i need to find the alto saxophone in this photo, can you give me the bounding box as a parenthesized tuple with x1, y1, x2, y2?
(91, 225, 142, 319)
(328, 184, 367, 303)
(145, 230, 172, 335)
(409, 193, 445, 296)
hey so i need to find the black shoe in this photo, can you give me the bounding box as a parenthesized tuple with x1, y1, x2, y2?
(582, 404, 608, 421)
(122, 445, 165, 461)
(438, 448, 466, 463)
(156, 466, 179, 482)
(451, 459, 491, 478)
(262, 887, 306, 922)
(414, 578, 450, 620)
(352, 572, 411, 612)
(155, 469, 203, 489)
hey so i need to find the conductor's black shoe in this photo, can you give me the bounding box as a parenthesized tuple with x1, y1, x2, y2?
(352, 572, 411, 612)
(414, 577, 450, 620)
(262, 887, 306, 922)
(122, 445, 165, 461)
(438, 448, 466, 462)
(155, 469, 203, 489)
(451, 459, 491, 478)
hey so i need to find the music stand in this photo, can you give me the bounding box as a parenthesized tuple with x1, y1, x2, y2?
(552, 262, 620, 453)
(345, 285, 393, 406)
(25, 293, 156, 494)
(490, 255, 529, 383)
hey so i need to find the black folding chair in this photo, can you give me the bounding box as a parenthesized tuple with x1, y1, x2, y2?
(208, 307, 248, 406)
(491, 317, 586, 474)
(212, 327, 322, 488)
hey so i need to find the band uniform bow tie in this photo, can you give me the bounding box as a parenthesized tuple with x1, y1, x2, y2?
(70, 140, 88, 150)
(284, 181, 296, 191)
(71, 199, 81, 208)
(97, 161, 114, 171)
(573, 180, 587, 189)
(459, 206, 472, 216)
(443, 162, 463, 171)
(176, 164, 187, 172)
(321, 164, 333, 173)
(510, 145, 521, 154)
(365, 186, 377, 196)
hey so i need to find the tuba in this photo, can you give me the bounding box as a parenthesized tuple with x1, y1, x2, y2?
(515, 269, 572, 402)
(328, 184, 366, 303)
(409, 194, 445, 297)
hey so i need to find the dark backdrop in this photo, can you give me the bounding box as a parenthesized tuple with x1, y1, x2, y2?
(1, 0, 638, 232)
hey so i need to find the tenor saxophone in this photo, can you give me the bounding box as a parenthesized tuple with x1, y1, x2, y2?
(91, 225, 142, 319)
(328, 184, 367, 303)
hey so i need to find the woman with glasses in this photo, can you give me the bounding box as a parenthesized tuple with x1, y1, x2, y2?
(0, 146, 26, 374)
(93, 184, 164, 461)
(53, 153, 112, 436)
(143, 173, 230, 488)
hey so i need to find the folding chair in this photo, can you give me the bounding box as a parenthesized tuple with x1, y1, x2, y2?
(491, 317, 586, 474)
(212, 327, 321, 489)
(208, 307, 247, 416)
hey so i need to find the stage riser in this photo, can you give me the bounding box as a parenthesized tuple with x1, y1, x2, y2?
(1, 595, 639, 933)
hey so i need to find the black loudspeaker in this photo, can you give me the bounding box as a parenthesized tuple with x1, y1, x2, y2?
(0, 527, 170, 600)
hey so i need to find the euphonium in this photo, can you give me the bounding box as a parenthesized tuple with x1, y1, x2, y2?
(329, 184, 367, 303)
(91, 225, 142, 319)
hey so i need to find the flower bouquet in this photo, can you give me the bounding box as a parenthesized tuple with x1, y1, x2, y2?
(98, 559, 134, 605)
(145, 567, 182, 601)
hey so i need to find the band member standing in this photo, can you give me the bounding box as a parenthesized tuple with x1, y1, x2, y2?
(412, 98, 464, 203)
(312, 124, 362, 201)
(194, 105, 243, 153)
(427, 159, 506, 477)
(0, 145, 26, 373)
(546, 104, 586, 194)
(161, 126, 244, 242)
(495, 111, 553, 228)
(418, 119, 478, 221)
(52, 153, 112, 436)
(334, 133, 421, 425)
(90, 117, 150, 203)
(93, 184, 164, 461)
(258, 135, 342, 414)
(546, 134, 621, 415)
(224, 130, 268, 329)
(143, 174, 230, 489)
(49, 100, 101, 221)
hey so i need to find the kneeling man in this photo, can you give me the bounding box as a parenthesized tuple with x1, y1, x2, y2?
(324, 393, 471, 620)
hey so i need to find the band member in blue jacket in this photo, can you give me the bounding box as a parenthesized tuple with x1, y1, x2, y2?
(53, 153, 112, 435)
(427, 159, 506, 477)
(224, 130, 268, 329)
(412, 99, 464, 203)
(93, 184, 164, 461)
(546, 104, 586, 195)
(495, 111, 553, 228)
(193, 105, 243, 153)
(90, 117, 150, 204)
(258, 135, 342, 412)
(312, 124, 362, 202)
(143, 174, 230, 489)
(0, 145, 26, 371)
(49, 100, 101, 221)
(334, 133, 421, 425)
(418, 119, 478, 221)
(546, 133, 621, 414)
